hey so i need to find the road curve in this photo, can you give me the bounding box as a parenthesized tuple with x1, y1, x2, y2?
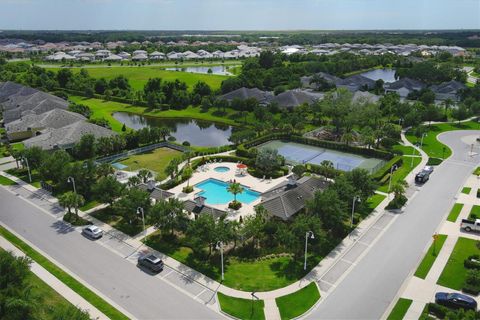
(306, 130, 480, 319)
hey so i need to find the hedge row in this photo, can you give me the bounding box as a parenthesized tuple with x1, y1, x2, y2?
(58, 88, 151, 107)
(371, 156, 403, 181)
(240, 133, 393, 160)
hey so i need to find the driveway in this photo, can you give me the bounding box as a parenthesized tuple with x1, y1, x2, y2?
(306, 130, 480, 319)
(0, 186, 222, 320)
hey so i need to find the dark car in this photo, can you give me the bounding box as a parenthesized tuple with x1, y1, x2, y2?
(435, 292, 477, 311)
(137, 254, 164, 273)
(415, 166, 434, 184)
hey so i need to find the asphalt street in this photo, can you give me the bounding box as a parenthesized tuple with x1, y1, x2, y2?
(0, 186, 222, 320)
(307, 130, 480, 319)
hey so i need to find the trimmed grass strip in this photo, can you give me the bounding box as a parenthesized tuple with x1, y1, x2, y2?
(462, 187, 472, 194)
(0, 175, 16, 185)
(387, 298, 413, 320)
(0, 225, 129, 320)
(414, 234, 448, 279)
(437, 237, 480, 290)
(469, 205, 480, 219)
(275, 282, 320, 320)
(218, 292, 265, 320)
(447, 203, 464, 222)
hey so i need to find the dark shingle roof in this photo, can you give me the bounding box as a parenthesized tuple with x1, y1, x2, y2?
(430, 80, 467, 94)
(256, 176, 329, 220)
(0, 82, 38, 103)
(183, 200, 226, 219)
(6, 108, 85, 134)
(271, 90, 318, 108)
(336, 75, 376, 91)
(384, 77, 425, 91)
(219, 87, 273, 104)
(137, 183, 174, 201)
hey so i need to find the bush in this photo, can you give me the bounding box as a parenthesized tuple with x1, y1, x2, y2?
(168, 136, 176, 142)
(464, 255, 480, 269)
(477, 189, 480, 199)
(427, 157, 443, 166)
(371, 156, 403, 181)
(228, 200, 242, 210)
(386, 195, 407, 210)
(463, 283, 480, 295)
(425, 303, 448, 319)
(182, 141, 191, 146)
(182, 185, 194, 193)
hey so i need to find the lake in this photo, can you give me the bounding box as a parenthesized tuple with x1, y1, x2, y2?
(112, 112, 233, 147)
(164, 65, 234, 75)
(361, 68, 397, 83)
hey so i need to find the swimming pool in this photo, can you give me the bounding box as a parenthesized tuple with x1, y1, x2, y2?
(195, 179, 260, 205)
(214, 166, 230, 173)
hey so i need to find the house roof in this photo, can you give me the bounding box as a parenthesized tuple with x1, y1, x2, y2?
(271, 90, 318, 108)
(352, 91, 381, 104)
(137, 183, 174, 201)
(0, 82, 38, 103)
(3, 95, 69, 124)
(430, 80, 467, 94)
(23, 121, 115, 150)
(219, 87, 274, 104)
(183, 200, 226, 219)
(385, 77, 426, 91)
(337, 74, 376, 88)
(256, 176, 329, 220)
(6, 108, 85, 133)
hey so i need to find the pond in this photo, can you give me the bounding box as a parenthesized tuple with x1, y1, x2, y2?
(164, 65, 234, 75)
(360, 68, 397, 83)
(112, 112, 233, 147)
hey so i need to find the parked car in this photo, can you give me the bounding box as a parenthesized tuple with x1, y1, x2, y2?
(435, 292, 477, 311)
(137, 254, 164, 273)
(461, 219, 480, 232)
(415, 166, 434, 184)
(82, 225, 103, 239)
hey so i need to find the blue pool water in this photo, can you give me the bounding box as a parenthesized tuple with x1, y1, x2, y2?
(195, 179, 260, 205)
(112, 162, 128, 170)
(214, 166, 230, 173)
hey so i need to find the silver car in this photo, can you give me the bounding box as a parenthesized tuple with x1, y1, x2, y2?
(82, 225, 103, 239)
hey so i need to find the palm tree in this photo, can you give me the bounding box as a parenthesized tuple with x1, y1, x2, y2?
(159, 127, 171, 141)
(127, 175, 141, 188)
(182, 165, 193, 188)
(138, 169, 153, 183)
(227, 182, 244, 202)
(443, 98, 453, 118)
(392, 180, 408, 199)
(341, 132, 355, 146)
(96, 162, 114, 178)
(58, 191, 85, 218)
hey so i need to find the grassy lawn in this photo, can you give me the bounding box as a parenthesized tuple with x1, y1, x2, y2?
(414, 234, 448, 279)
(118, 147, 182, 180)
(474, 167, 480, 176)
(447, 203, 464, 222)
(68, 96, 245, 132)
(437, 237, 480, 290)
(378, 156, 422, 193)
(392, 144, 420, 156)
(462, 187, 472, 194)
(366, 194, 386, 213)
(386, 298, 413, 320)
(406, 121, 480, 160)
(0, 175, 16, 185)
(218, 292, 265, 320)
(5, 168, 42, 188)
(50, 66, 230, 91)
(0, 141, 24, 156)
(79, 200, 100, 212)
(145, 231, 314, 291)
(275, 282, 320, 320)
(90, 207, 145, 236)
(0, 225, 128, 320)
(469, 205, 480, 219)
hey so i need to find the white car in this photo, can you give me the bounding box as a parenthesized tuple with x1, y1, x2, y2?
(82, 225, 103, 239)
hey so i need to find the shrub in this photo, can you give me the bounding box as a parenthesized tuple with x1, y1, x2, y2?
(168, 136, 176, 142)
(425, 303, 448, 319)
(182, 185, 194, 193)
(427, 157, 443, 166)
(228, 200, 242, 210)
(182, 141, 191, 146)
(386, 195, 407, 210)
(464, 255, 480, 269)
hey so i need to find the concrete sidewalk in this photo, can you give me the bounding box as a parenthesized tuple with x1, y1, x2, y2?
(0, 235, 108, 320)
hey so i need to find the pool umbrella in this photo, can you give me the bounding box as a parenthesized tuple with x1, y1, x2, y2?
(237, 164, 247, 169)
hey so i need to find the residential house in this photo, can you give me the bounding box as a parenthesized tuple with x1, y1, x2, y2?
(219, 87, 274, 105)
(271, 90, 320, 109)
(336, 75, 376, 92)
(430, 80, 467, 101)
(384, 78, 426, 98)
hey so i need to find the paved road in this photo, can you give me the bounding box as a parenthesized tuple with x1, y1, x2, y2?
(0, 186, 222, 320)
(307, 130, 480, 319)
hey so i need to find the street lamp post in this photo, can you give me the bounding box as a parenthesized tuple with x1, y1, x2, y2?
(21, 157, 32, 183)
(67, 176, 76, 194)
(351, 195, 361, 228)
(216, 241, 224, 281)
(387, 164, 398, 196)
(137, 207, 146, 243)
(420, 133, 427, 148)
(304, 231, 315, 271)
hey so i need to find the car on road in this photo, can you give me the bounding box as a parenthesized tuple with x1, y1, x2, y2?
(137, 254, 164, 273)
(415, 166, 434, 184)
(82, 225, 103, 239)
(461, 219, 480, 232)
(435, 292, 477, 311)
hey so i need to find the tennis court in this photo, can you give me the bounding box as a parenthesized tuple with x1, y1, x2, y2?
(258, 140, 384, 173)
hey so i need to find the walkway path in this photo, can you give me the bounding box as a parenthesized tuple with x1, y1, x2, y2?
(384, 172, 480, 319)
(0, 234, 108, 320)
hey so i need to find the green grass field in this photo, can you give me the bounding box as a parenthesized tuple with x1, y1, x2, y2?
(366, 194, 387, 212)
(275, 282, 320, 320)
(386, 298, 413, 320)
(0, 175, 16, 185)
(447, 203, 464, 222)
(49, 65, 230, 91)
(378, 156, 422, 193)
(437, 237, 480, 290)
(391, 144, 420, 156)
(0, 225, 128, 320)
(406, 121, 480, 160)
(118, 147, 182, 180)
(145, 231, 313, 291)
(469, 205, 480, 219)
(462, 187, 472, 194)
(218, 292, 265, 320)
(90, 207, 146, 237)
(69, 96, 245, 132)
(414, 234, 448, 279)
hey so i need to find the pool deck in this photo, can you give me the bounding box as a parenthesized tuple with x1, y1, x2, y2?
(169, 162, 289, 220)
